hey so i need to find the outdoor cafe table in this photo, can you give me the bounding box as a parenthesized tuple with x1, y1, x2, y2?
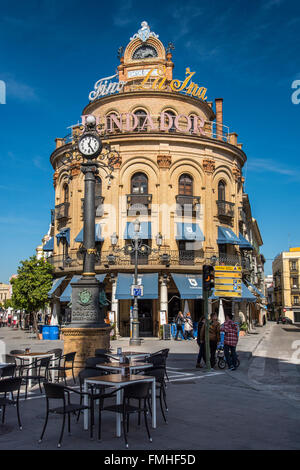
(11, 352, 55, 388)
(83, 374, 156, 437)
(96, 362, 153, 374)
(117, 351, 151, 360)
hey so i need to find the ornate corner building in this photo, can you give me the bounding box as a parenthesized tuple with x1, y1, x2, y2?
(44, 21, 266, 336)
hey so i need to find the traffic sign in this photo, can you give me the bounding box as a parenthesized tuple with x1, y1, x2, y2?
(214, 278, 242, 286)
(215, 265, 242, 272)
(131, 285, 144, 297)
(214, 284, 241, 292)
(214, 272, 242, 279)
(214, 291, 242, 298)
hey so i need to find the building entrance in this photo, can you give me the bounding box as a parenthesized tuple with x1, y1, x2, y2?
(137, 299, 153, 336)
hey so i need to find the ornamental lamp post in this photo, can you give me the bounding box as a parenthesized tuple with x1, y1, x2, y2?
(64, 114, 120, 328)
(130, 218, 142, 346)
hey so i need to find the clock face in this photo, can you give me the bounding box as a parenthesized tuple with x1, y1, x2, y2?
(78, 134, 100, 157)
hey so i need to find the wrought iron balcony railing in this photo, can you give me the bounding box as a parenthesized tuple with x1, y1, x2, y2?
(48, 250, 250, 271)
(217, 200, 235, 218)
(175, 195, 201, 216)
(55, 202, 70, 220)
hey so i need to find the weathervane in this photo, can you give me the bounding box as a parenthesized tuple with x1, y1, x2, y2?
(166, 42, 175, 54)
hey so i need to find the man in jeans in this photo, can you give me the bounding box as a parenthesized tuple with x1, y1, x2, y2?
(220, 313, 239, 370)
(175, 311, 185, 340)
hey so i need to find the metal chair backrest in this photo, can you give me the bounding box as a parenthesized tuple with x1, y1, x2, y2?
(10, 350, 24, 355)
(78, 368, 105, 391)
(0, 377, 22, 393)
(124, 382, 152, 400)
(95, 348, 109, 356)
(64, 352, 76, 363)
(85, 356, 106, 367)
(144, 366, 165, 383)
(37, 356, 51, 370)
(93, 353, 112, 363)
(0, 364, 16, 378)
(47, 348, 63, 359)
(44, 382, 66, 400)
(147, 353, 165, 367)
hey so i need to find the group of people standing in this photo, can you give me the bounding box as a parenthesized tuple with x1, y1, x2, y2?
(196, 312, 239, 370)
(174, 311, 194, 340)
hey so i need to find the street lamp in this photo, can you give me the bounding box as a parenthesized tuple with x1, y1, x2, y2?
(108, 220, 162, 345)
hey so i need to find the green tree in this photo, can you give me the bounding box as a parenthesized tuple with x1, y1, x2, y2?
(12, 256, 53, 337)
(3, 298, 13, 309)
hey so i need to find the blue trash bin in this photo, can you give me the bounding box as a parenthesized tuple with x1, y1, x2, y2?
(42, 326, 50, 340)
(49, 325, 59, 340)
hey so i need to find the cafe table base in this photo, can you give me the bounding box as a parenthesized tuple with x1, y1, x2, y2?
(83, 374, 156, 437)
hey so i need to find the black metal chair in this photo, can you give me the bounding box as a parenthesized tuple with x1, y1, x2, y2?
(0, 377, 22, 429)
(21, 356, 51, 399)
(146, 350, 169, 382)
(99, 382, 153, 448)
(39, 382, 90, 448)
(9, 350, 27, 375)
(47, 352, 76, 385)
(85, 356, 107, 368)
(77, 368, 117, 438)
(0, 364, 16, 379)
(144, 366, 168, 423)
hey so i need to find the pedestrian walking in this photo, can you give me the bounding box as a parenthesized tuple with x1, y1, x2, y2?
(200, 312, 220, 368)
(220, 313, 239, 370)
(0, 312, 3, 328)
(184, 312, 194, 340)
(175, 311, 185, 340)
(196, 315, 205, 368)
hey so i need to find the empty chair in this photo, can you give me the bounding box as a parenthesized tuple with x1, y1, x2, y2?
(0, 377, 22, 430)
(99, 382, 153, 448)
(0, 364, 16, 379)
(77, 368, 117, 438)
(21, 356, 51, 399)
(85, 356, 107, 368)
(47, 352, 76, 385)
(9, 350, 27, 375)
(144, 366, 168, 423)
(39, 383, 90, 447)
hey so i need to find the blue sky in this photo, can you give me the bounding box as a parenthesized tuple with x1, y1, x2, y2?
(0, 0, 300, 282)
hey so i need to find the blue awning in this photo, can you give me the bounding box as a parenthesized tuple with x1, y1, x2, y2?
(217, 226, 242, 245)
(43, 237, 54, 252)
(75, 224, 104, 242)
(172, 273, 203, 299)
(124, 222, 151, 240)
(60, 275, 81, 302)
(56, 228, 70, 246)
(115, 273, 158, 299)
(175, 223, 205, 241)
(247, 282, 265, 298)
(48, 276, 66, 297)
(239, 233, 254, 250)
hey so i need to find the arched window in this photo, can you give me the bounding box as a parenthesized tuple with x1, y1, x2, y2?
(106, 112, 121, 132)
(179, 174, 193, 196)
(134, 109, 147, 131)
(131, 172, 148, 194)
(166, 110, 176, 133)
(63, 183, 69, 203)
(218, 180, 226, 201)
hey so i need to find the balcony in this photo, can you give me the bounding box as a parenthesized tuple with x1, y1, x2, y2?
(126, 194, 152, 215)
(217, 200, 235, 218)
(290, 263, 298, 273)
(176, 195, 201, 216)
(55, 202, 70, 220)
(291, 286, 300, 294)
(81, 196, 104, 217)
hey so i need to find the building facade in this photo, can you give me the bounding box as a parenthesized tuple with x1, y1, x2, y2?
(273, 248, 300, 323)
(45, 21, 264, 335)
(0, 283, 11, 304)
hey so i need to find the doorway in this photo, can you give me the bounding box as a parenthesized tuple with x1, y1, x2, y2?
(137, 299, 153, 336)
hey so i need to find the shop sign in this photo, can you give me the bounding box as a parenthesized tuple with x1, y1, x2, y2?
(89, 67, 207, 102)
(81, 112, 206, 136)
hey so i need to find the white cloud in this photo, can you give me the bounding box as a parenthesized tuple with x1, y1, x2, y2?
(247, 158, 300, 179)
(2, 75, 39, 103)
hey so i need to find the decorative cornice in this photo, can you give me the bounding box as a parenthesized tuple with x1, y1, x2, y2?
(157, 154, 172, 169)
(71, 162, 81, 177)
(202, 158, 215, 174)
(232, 165, 242, 181)
(53, 170, 59, 188)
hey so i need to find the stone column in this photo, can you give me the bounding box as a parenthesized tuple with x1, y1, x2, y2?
(160, 276, 168, 320)
(202, 157, 216, 253)
(111, 276, 119, 336)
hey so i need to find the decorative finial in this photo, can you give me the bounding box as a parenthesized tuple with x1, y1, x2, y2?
(130, 21, 159, 42)
(166, 42, 175, 54)
(117, 46, 124, 59)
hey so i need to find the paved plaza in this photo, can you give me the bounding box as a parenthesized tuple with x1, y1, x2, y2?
(0, 323, 300, 450)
